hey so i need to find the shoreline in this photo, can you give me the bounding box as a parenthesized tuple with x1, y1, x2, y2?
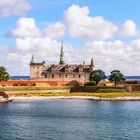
(10, 96, 140, 101)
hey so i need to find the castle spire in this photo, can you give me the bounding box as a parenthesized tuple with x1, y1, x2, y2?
(59, 43, 64, 65)
(30, 55, 35, 64)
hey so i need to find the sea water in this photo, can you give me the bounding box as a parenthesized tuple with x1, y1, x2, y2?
(0, 99, 140, 140)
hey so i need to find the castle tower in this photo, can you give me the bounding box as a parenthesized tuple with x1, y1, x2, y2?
(59, 43, 65, 65)
(90, 58, 94, 72)
(30, 55, 44, 80)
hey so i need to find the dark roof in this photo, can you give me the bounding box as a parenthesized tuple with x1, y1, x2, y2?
(30, 63, 43, 65)
(43, 64, 90, 73)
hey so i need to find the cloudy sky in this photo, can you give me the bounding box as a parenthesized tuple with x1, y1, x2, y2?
(0, 0, 140, 76)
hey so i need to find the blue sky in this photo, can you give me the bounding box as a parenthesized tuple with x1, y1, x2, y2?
(0, 0, 140, 75)
(1, 0, 140, 42)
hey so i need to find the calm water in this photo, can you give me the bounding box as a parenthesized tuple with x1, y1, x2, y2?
(0, 99, 140, 140)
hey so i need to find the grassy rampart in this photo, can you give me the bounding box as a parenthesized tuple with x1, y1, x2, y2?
(8, 92, 140, 98)
(1, 85, 133, 98)
(70, 86, 126, 93)
(0, 86, 71, 91)
(0, 85, 127, 93)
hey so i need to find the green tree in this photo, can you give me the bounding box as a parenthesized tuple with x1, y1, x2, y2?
(89, 70, 106, 85)
(84, 81, 96, 86)
(109, 70, 125, 86)
(0, 66, 10, 82)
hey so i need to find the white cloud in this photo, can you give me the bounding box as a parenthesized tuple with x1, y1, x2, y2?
(81, 40, 140, 75)
(64, 5, 118, 40)
(4, 37, 140, 76)
(44, 22, 65, 39)
(0, 0, 31, 17)
(15, 37, 59, 53)
(9, 18, 65, 39)
(9, 17, 42, 38)
(122, 20, 139, 36)
(2, 5, 140, 76)
(6, 37, 75, 75)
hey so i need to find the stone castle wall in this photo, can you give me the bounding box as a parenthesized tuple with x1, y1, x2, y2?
(30, 64, 44, 79)
(30, 73, 90, 82)
(30, 64, 91, 82)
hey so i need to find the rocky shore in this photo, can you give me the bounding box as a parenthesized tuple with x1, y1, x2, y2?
(0, 98, 12, 103)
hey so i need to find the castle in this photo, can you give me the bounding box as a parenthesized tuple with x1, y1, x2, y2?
(30, 44, 94, 82)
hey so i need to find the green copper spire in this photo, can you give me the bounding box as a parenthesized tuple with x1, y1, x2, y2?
(59, 43, 65, 65)
(30, 55, 35, 64)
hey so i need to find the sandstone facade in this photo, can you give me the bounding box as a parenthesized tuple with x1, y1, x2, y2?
(30, 45, 94, 82)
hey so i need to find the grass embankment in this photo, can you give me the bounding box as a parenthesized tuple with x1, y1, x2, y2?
(72, 92, 140, 98)
(70, 86, 126, 93)
(2, 85, 140, 98)
(0, 86, 71, 91)
(8, 92, 140, 98)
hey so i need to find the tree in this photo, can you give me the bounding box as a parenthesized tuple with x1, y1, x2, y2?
(109, 70, 125, 86)
(84, 81, 96, 86)
(89, 70, 106, 85)
(0, 66, 10, 82)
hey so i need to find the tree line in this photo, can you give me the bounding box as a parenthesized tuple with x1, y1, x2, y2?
(85, 69, 125, 86)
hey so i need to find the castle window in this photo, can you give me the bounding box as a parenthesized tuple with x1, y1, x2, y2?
(45, 74, 47, 78)
(52, 74, 54, 78)
(65, 69, 69, 72)
(59, 74, 61, 78)
(66, 74, 68, 78)
(79, 75, 81, 78)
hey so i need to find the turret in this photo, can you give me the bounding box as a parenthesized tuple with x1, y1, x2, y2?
(78, 64, 83, 73)
(83, 61, 85, 65)
(90, 58, 94, 72)
(59, 43, 65, 65)
(30, 55, 35, 64)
